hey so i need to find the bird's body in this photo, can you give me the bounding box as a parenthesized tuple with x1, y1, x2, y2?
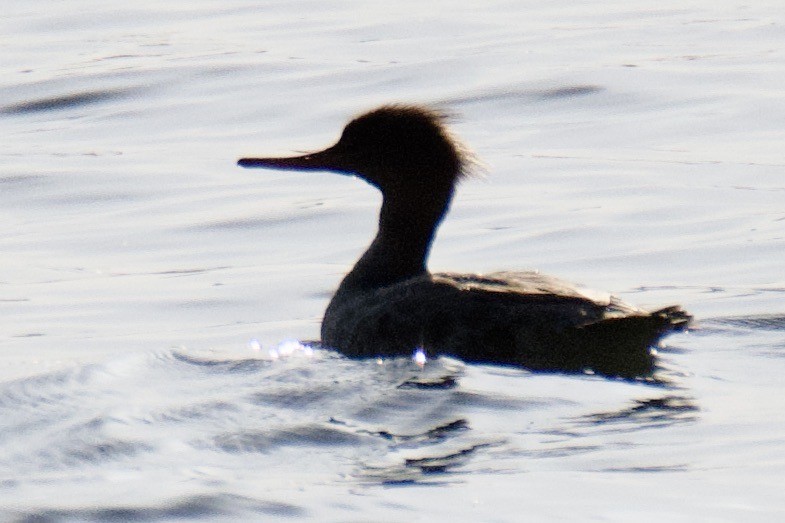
(239, 105, 690, 378)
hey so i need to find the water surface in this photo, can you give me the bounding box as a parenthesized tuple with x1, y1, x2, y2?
(2, 1, 784, 521)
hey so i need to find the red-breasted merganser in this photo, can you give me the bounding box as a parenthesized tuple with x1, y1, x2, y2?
(238, 105, 690, 378)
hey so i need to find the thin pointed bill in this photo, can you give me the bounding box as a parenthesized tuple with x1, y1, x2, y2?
(238, 145, 349, 173)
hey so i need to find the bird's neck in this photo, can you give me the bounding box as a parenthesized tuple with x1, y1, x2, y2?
(338, 187, 453, 291)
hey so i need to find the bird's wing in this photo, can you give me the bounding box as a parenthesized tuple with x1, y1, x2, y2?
(432, 271, 643, 317)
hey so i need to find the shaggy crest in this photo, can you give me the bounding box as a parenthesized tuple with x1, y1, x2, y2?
(345, 104, 481, 181)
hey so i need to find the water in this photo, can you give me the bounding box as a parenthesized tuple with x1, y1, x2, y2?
(2, 1, 784, 520)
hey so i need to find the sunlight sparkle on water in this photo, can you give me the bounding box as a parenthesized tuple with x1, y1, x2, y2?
(413, 348, 427, 367)
(278, 339, 315, 357)
(251, 339, 314, 360)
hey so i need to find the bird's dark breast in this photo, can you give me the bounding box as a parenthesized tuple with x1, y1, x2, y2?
(320, 271, 654, 375)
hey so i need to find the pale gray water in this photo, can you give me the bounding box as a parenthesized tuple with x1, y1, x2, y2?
(1, 1, 784, 521)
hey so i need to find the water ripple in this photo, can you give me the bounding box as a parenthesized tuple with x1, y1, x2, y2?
(214, 423, 366, 454)
(1, 88, 139, 115)
(357, 442, 495, 485)
(705, 314, 785, 331)
(579, 395, 699, 432)
(10, 494, 305, 522)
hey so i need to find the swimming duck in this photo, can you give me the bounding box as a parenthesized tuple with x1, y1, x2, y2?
(238, 105, 690, 378)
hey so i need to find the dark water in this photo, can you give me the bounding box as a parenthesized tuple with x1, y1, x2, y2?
(2, 1, 784, 520)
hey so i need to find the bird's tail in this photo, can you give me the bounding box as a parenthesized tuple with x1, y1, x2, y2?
(567, 305, 692, 378)
(650, 305, 693, 333)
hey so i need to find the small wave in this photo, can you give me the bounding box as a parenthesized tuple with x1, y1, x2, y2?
(537, 85, 604, 99)
(170, 350, 273, 374)
(328, 416, 469, 446)
(214, 423, 366, 454)
(8, 493, 305, 522)
(448, 389, 571, 411)
(357, 441, 494, 485)
(444, 84, 603, 106)
(249, 384, 339, 409)
(704, 314, 785, 331)
(578, 395, 699, 431)
(52, 436, 152, 468)
(0, 175, 48, 188)
(0, 88, 138, 115)
(0, 363, 103, 413)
